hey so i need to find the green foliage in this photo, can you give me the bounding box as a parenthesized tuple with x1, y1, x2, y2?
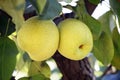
(93, 31, 114, 65)
(111, 27, 120, 70)
(0, 0, 25, 31)
(113, 27, 120, 52)
(19, 77, 29, 80)
(93, 11, 114, 65)
(0, 10, 15, 37)
(82, 14, 102, 40)
(18, 61, 51, 80)
(29, 0, 47, 14)
(15, 52, 51, 79)
(15, 52, 31, 75)
(29, 0, 62, 20)
(109, 0, 120, 26)
(32, 73, 50, 80)
(19, 73, 50, 80)
(88, 0, 100, 5)
(0, 37, 18, 80)
(98, 11, 113, 35)
(70, 0, 102, 40)
(28, 61, 51, 78)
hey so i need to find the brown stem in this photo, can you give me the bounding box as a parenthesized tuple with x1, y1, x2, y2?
(84, 0, 97, 15)
(53, 51, 95, 80)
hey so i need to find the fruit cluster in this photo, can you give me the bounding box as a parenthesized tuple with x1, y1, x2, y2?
(17, 16, 93, 61)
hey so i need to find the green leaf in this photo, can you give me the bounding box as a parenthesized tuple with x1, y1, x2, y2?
(40, 62, 51, 78)
(93, 31, 114, 65)
(28, 61, 51, 78)
(31, 0, 62, 20)
(73, 0, 102, 40)
(18, 77, 29, 80)
(41, 0, 62, 19)
(16, 53, 50, 78)
(16, 52, 31, 75)
(111, 27, 120, 70)
(98, 11, 113, 35)
(0, 37, 18, 80)
(29, 0, 47, 14)
(109, 0, 120, 25)
(88, 0, 100, 5)
(32, 73, 50, 80)
(82, 14, 102, 40)
(28, 61, 42, 76)
(112, 27, 120, 54)
(0, 10, 15, 37)
(93, 11, 115, 65)
(0, 0, 25, 31)
(19, 73, 50, 80)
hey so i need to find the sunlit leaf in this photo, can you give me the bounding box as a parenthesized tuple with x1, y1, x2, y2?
(111, 27, 120, 70)
(29, 0, 47, 14)
(15, 52, 31, 75)
(0, 37, 18, 80)
(93, 11, 115, 65)
(28, 61, 51, 78)
(19, 73, 50, 80)
(98, 11, 113, 35)
(41, 0, 62, 19)
(32, 73, 50, 80)
(72, 0, 102, 40)
(16, 53, 51, 78)
(93, 31, 114, 65)
(82, 14, 102, 40)
(40, 62, 51, 78)
(0, 0, 25, 31)
(30, 0, 62, 20)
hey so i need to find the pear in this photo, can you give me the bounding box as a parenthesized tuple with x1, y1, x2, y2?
(58, 19, 93, 60)
(17, 16, 59, 61)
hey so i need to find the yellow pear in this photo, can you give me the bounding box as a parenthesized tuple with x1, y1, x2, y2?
(58, 18, 93, 60)
(17, 16, 59, 61)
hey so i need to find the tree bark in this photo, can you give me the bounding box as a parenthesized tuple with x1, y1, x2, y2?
(53, 52, 95, 80)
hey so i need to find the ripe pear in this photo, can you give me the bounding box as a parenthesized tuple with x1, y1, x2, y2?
(17, 16, 59, 61)
(58, 19, 93, 60)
